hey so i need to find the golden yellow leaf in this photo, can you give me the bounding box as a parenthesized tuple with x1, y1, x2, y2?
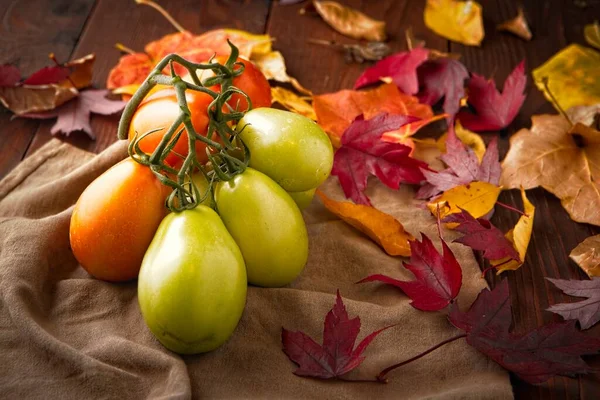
(251, 51, 312, 95)
(311, 1, 386, 42)
(501, 112, 600, 226)
(532, 44, 600, 112)
(424, 0, 484, 46)
(584, 21, 600, 50)
(437, 121, 486, 161)
(316, 190, 414, 257)
(570, 235, 600, 277)
(271, 87, 316, 120)
(497, 7, 532, 41)
(491, 187, 535, 273)
(427, 181, 502, 221)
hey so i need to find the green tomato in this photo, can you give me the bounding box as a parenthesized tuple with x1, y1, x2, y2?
(138, 206, 247, 354)
(215, 168, 309, 287)
(236, 108, 333, 192)
(287, 188, 316, 210)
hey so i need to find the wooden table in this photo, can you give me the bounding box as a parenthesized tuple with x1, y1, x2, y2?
(1, 0, 599, 398)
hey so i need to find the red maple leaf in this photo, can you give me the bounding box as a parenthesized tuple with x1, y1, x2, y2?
(417, 127, 500, 199)
(281, 290, 391, 379)
(441, 209, 520, 262)
(547, 278, 600, 330)
(331, 113, 428, 206)
(353, 47, 429, 94)
(359, 232, 463, 311)
(0, 64, 21, 87)
(449, 280, 600, 384)
(417, 58, 469, 121)
(22, 66, 70, 86)
(457, 60, 526, 131)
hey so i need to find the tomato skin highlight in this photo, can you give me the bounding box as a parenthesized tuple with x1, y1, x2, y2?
(69, 158, 170, 282)
(237, 108, 334, 192)
(138, 206, 247, 354)
(215, 168, 308, 287)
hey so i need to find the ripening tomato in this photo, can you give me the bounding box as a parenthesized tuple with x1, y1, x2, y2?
(215, 168, 308, 287)
(70, 158, 170, 282)
(211, 56, 271, 111)
(138, 206, 247, 354)
(288, 188, 316, 210)
(236, 108, 334, 192)
(128, 88, 214, 168)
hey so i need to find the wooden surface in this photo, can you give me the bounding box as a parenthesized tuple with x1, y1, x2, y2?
(1, 0, 599, 398)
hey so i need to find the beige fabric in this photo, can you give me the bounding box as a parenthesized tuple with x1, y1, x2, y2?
(0, 139, 513, 399)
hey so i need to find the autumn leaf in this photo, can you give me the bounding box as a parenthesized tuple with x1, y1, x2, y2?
(417, 57, 469, 121)
(585, 22, 600, 50)
(490, 187, 535, 273)
(500, 110, 600, 226)
(308, 39, 391, 63)
(532, 44, 600, 112)
(331, 113, 428, 206)
(0, 65, 21, 87)
(22, 66, 69, 86)
(424, 0, 484, 46)
(20, 90, 125, 139)
(427, 182, 502, 221)
(271, 87, 316, 120)
(436, 121, 486, 161)
(449, 280, 600, 384)
(442, 209, 520, 262)
(252, 51, 311, 95)
(282, 290, 391, 379)
(570, 235, 600, 278)
(497, 7, 532, 41)
(353, 47, 429, 93)
(359, 232, 462, 311)
(308, 1, 386, 42)
(316, 190, 414, 257)
(457, 60, 526, 131)
(547, 278, 600, 330)
(313, 83, 437, 148)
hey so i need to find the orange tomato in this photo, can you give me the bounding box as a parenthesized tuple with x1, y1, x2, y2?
(129, 88, 214, 168)
(70, 158, 171, 282)
(213, 56, 271, 111)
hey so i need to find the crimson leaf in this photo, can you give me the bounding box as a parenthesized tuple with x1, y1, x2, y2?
(353, 47, 429, 93)
(0, 64, 21, 87)
(442, 209, 520, 262)
(547, 277, 600, 330)
(331, 113, 427, 206)
(21, 89, 125, 139)
(359, 233, 462, 311)
(417, 58, 469, 121)
(457, 60, 526, 131)
(22, 66, 70, 86)
(449, 280, 600, 384)
(282, 290, 391, 379)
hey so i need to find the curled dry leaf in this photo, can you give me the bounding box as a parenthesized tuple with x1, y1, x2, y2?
(424, 0, 484, 46)
(500, 110, 600, 226)
(584, 21, 600, 50)
(311, 1, 386, 42)
(497, 7, 532, 41)
(307, 39, 391, 63)
(271, 87, 316, 120)
(252, 50, 311, 95)
(316, 190, 414, 257)
(427, 181, 502, 221)
(532, 44, 600, 112)
(547, 277, 600, 330)
(570, 235, 600, 278)
(490, 187, 535, 274)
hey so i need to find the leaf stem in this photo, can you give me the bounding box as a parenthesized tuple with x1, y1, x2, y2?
(495, 201, 528, 217)
(541, 76, 572, 126)
(376, 333, 467, 383)
(135, 0, 187, 33)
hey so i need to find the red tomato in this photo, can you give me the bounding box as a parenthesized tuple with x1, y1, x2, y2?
(70, 158, 171, 282)
(213, 56, 271, 111)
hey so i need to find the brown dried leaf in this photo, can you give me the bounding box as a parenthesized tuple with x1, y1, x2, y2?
(252, 51, 312, 95)
(271, 87, 316, 120)
(497, 8, 532, 41)
(311, 1, 386, 42)
(0, 85, 77, 115)
(585, 21, 600, 50)
(62, 53, 96, 89)
(570, 235, 600, 278)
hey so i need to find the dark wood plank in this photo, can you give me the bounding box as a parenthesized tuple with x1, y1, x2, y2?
(24, 0, 273, 157)
(0, 0, 95, 179)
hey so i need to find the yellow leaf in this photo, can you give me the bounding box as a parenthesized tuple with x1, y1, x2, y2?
(271, 87, 316, 120)
(437, 121, 486, 161)
(427, 182, 502, 221)
(570, 234, 600, 278)
(251, 51, 312, 95)
(491, 187, 535, 273)
(532, 44, 600, 112)
(496, 7, 532, 41)
(584, 21, 600, 50)
(316, 190, 414, 257)
(424, 0, 484, 46)
(311, 1, 386, 42)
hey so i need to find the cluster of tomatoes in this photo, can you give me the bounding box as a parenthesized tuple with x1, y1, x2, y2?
(69, 55, 334, 354)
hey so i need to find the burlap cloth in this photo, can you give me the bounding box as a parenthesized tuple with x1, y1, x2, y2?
(0, 139, 513, 399)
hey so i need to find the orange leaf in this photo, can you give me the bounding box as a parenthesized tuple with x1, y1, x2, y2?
(316, 190, 414, 257)
(107, 53, 154, 89)
(313, 83, 437, 148)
